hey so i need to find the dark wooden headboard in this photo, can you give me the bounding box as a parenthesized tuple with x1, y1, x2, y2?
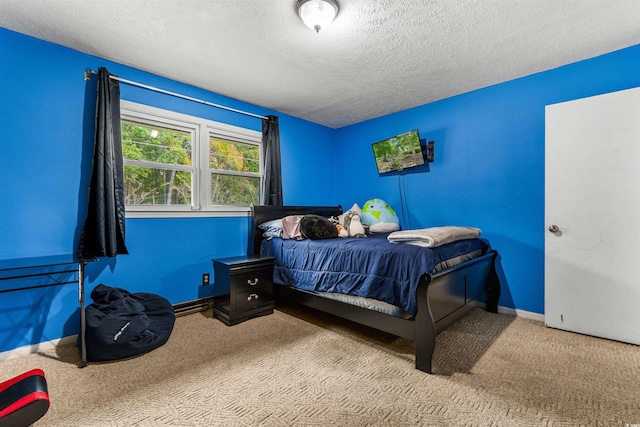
(249, 205, 343, 255)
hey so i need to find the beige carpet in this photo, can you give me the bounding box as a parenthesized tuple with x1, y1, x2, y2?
(2, 304, 639, 426)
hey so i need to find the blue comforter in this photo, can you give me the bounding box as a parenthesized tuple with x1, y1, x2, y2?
(260, 233, 488, 315)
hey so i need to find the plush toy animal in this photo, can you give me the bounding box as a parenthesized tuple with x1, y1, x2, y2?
(343, 211, 367, 238)
(328, 216, 348, 237)
(361, 198, 400, 233)
(300, 214, 338, 240)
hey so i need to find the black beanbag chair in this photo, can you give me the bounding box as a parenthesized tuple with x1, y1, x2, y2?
(84, 284, 175, 362)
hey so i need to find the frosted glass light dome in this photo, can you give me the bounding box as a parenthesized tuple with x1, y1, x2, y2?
(296, 0, 339, 33)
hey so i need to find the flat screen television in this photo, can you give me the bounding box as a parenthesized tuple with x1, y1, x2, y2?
(372, 129, 425, 174)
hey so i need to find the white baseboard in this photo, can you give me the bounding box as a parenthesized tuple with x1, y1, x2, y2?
(497, 305, 544, 322)
(0, 334, 78, 362)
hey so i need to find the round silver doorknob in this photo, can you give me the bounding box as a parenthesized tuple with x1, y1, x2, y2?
(549, 225, 559, 233)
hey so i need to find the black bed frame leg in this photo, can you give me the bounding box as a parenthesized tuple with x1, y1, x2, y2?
(415, 279, 436, 374)
(415, 329, 435, 374)
(485, 251, 501, 314)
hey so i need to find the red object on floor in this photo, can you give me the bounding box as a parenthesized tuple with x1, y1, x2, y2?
(0, 369, 49, 427)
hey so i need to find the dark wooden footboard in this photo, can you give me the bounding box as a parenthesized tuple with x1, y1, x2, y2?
(250, 205, 500, 374)
(418, 250, 498, 372)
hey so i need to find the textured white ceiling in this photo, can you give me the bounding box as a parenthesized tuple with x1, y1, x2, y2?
(1, 0, 640, 128)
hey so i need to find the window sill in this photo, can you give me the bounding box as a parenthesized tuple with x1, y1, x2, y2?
(125, 207, 251, 219)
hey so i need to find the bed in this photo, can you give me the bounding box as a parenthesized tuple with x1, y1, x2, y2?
(249, 205, 500, 374)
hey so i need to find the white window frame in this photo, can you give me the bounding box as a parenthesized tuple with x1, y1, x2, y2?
(121, 100, 263, 218)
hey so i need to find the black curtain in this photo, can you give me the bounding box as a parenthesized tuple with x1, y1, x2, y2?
(261, 115, 283, 206)
(77, 67, 129, 260)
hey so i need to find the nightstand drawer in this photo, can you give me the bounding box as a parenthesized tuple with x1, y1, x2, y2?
(231, 268, 274, 295)
(235, 286, 272, 310)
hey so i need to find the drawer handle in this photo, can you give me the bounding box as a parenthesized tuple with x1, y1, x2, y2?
(247, 293, 260, 301)
(247, 278, 259, 286)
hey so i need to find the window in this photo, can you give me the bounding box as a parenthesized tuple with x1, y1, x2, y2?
(122, 121, 194, 206)
(209, 137, 260, 206)
(121, 101, 262, 217)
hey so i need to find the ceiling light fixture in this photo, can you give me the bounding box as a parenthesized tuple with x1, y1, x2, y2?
(296, 0, 339, 34)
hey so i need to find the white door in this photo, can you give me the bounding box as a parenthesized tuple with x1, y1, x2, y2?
(545, 87, 640, 345)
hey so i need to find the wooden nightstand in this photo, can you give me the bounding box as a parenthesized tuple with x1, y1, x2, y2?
(212, 255, 275, 326)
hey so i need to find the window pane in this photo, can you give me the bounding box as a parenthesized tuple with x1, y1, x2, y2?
(210, 138, 259, 173)
(123, 121, 192, 166)
(211, 174, 259, 205)
(125, 166, 192, 205)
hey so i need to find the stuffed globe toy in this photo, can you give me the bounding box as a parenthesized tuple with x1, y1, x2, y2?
(361, 199, 400, 233)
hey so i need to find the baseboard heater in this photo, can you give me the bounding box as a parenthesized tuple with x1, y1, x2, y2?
(173, 297, 214, 317)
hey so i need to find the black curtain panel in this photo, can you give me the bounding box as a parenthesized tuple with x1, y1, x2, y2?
(261, 115, 283, 206)
(77, 67, 128, 260)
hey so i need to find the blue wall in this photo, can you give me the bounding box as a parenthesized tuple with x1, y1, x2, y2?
(333, 44, 640, 314)
(2, 25, 640, 353)
(0, 28, 334, 352)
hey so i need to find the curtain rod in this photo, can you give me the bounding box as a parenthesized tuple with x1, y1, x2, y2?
(84, 68, 267, 120)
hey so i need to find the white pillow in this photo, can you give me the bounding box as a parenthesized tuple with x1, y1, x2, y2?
(258, 218, 283, 239)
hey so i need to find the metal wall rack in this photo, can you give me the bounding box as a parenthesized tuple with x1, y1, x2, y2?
(0, 255, 94, 367)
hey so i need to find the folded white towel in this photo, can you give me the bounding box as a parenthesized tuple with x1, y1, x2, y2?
(388, 226, 481, 248)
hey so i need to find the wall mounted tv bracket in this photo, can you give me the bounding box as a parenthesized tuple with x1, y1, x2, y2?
(423, 141, 434, 162)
